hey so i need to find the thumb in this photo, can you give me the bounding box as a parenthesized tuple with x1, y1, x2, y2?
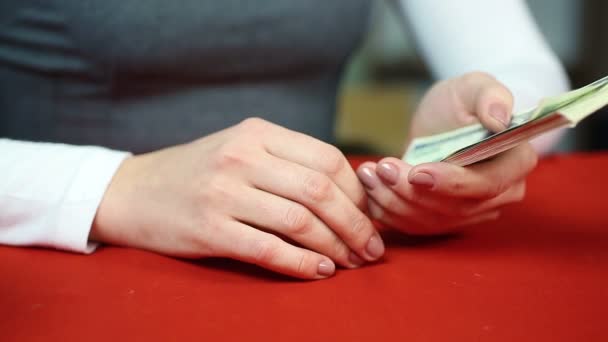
(454, 72, 514, 133)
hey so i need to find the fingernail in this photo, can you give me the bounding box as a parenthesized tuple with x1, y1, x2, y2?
(489, 103, 510, 128)
(377, 162, 399, 185)
(409, 172, 435, 189)
(365, 235, 385, 260)
(357, 167, 379, 190)
(348, 252, 364, 267)
(317, 260, 335, 277)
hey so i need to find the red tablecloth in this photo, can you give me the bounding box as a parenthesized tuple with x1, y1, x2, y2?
(2, 153, 608, 342)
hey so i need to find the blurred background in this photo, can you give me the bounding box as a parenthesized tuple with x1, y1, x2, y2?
(336, 0, 608, 156)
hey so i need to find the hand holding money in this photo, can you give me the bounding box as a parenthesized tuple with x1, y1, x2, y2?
(405, 74, 608, 166)
(356, 72, 536, 234)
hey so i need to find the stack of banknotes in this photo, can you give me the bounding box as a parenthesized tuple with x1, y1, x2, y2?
(404, 75, 608, 166)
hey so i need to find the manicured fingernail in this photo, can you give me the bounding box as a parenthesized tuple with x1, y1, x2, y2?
(489, 103, 510, 128)
(365, 235, 385, 260)
(318, 260, 335, 277)
(377, 162, 399, 185)
(409, 172, 435, 189)
(357, 167, 379, 190)
(348, 252, 364, 267)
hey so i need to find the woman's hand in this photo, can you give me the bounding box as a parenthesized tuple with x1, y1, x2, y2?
(356, 72, 538, 234)
(91, 118, 384, 279)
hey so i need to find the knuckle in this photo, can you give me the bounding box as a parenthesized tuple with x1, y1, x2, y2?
(355, 193, 368, 212)
(484, 184, 504, 198)
(512, 183, 527, 202)
(368, 200, 384, 221)
(239, 117, 269, 132)
(462, 71, 494, 83)
(329, 235, 349, 260)
(296, 253, 307, 275)
(190, 218, 221, 256)
(302, 172, 334, 203)
(477, 175, 505, 198)
(250, 237, 281, 266)
(212, 143, 250, 170)
(446, 178, 466, 195)
(401, 187, 421, 203)
(349, 213, 372, 237)
(294, 252, 317, 278)
(383, 193, 404, 212)
(318, 144, 346, 176)
(207, 179, 229, 200)
(493, 84, 513, 101)
(196, 175, 230, 205)
(282, 205, 314, 236)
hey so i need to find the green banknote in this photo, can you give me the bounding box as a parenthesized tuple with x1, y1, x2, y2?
(404, 75, 608, 167)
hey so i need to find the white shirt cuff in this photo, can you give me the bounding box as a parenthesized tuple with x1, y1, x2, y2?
(0, 140, 131, 254)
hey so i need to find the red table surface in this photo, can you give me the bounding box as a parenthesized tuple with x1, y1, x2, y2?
(2, 153, 608, 342)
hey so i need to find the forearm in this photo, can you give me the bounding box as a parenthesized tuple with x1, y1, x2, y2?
(400, 0, 569, 101)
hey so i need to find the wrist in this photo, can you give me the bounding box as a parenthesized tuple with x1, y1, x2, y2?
(90, 154, 140, 245)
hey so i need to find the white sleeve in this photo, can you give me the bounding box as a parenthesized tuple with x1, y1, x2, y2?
(0, 139, 130, 253)
(400, 0, 571, 152)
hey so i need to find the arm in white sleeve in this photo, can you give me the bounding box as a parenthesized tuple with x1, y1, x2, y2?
(399, 0, 571, 152)
(0, 139, 130, 253)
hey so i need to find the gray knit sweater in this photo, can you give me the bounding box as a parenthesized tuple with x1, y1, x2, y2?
(0, 0, 369, 153)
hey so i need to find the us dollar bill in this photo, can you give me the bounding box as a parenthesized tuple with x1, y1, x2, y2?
(404, 75, 608, 167)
